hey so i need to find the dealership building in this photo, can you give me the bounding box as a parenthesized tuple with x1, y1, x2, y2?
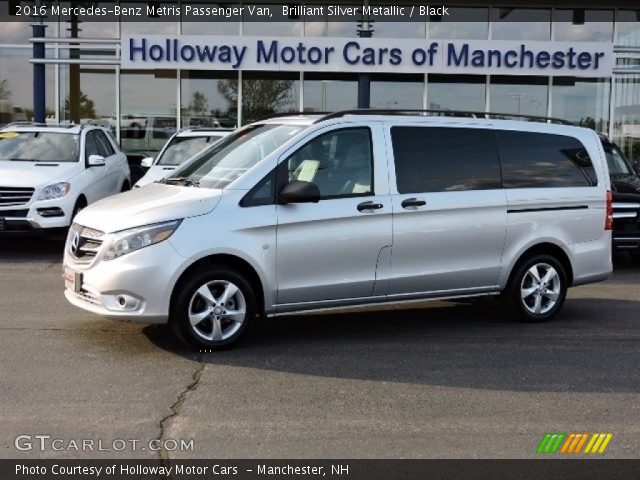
(0, 1, 639, 161)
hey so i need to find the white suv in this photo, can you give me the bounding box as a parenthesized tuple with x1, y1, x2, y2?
(0, 123, 130, 234)
(135, 127, 232, 187)
(64, 111, 612, 350)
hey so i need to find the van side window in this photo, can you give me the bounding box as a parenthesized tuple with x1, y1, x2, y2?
(391, 126, 501, 193)
(281, 128, 374, 200)
(496, 130, 598, 188)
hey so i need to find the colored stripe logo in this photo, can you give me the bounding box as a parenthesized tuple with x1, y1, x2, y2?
(537, 433, 612, 454)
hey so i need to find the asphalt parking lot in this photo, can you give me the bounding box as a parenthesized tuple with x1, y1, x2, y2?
(1, 235, 639, 460)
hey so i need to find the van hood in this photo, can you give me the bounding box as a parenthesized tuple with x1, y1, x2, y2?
(0, 160, 81, 187)
(135, 165, 178, 187)
(74, 183, 223, 233)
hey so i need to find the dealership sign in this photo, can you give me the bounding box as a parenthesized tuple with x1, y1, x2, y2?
(122, 35, 613, 77)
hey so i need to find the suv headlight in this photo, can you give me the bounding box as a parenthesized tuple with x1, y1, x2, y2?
(103, 220, 182, 261)
(37, 182, 70, 201)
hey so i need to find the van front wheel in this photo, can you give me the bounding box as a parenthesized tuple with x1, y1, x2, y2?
(170, 266, 255, 350)
(506, 254, 568, 323)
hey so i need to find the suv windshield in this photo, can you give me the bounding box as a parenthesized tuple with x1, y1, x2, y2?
(0, 131, 79, 162)
(173, 123, 304, 189)
(604, 143, 634, 175)
(157, 135, 224, 166)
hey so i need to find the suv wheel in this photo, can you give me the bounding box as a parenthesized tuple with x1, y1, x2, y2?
(170, 266, 255, 350)
(506, 254, 567, 323)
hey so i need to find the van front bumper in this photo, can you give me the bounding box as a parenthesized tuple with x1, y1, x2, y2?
(63, 240, 186, 324)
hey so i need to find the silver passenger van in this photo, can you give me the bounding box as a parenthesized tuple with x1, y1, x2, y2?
(63, 111, 613, 349)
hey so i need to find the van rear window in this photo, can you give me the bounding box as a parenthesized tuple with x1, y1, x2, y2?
(496, 130, 597, 188)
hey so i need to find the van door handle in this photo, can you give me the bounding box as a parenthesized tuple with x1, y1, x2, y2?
(357, 201, 384, 212)
(401, 198, 427, 209)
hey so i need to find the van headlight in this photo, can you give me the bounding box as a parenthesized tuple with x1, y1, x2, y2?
(37, 182, 70, 200)
(103, 220, 182, 261)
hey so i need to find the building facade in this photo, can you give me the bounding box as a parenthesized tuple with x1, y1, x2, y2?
(0, 2, 639, 162)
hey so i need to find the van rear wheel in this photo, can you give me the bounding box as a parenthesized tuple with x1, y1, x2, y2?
(506, 254, 568, 323)
(170, 266, 255, 350)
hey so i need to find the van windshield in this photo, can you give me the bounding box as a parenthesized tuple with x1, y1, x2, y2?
(172, 124, 304, 189)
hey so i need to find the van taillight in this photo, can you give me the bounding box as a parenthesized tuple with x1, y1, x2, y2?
(605, 190, 613, 231)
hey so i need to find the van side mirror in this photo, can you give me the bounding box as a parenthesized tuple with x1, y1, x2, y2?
(87, 154, 105, 167)
(141, 156, 154, 168)
(278, 180, 321, 204)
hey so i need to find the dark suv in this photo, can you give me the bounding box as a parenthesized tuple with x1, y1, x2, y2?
(601, 134, 640, 259)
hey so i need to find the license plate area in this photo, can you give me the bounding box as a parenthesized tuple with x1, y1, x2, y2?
(64, 266, 83, 293)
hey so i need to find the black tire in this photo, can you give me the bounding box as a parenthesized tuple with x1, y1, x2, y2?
(505, 254, 568, 323)
(71, 198, 86, 221)
(121, 180, 131, 192)
(170, 265, 256, 350)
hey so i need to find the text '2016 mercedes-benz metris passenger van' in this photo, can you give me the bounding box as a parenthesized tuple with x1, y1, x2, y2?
(63, 111, 613, 350)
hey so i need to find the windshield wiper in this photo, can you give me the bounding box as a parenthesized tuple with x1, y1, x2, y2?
(161, 176, 200, 187)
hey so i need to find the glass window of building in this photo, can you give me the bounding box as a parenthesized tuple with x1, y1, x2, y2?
(119, 70, 177, 157)
(181, 70, 238, 128)
(0, 47, 56, 123)
(427, 75, 485, 111)
(615, 10, 640, 47)
(243, 3, 302, 36)
(370, 74, 424, 109)
(181, 2, 239, 35)
(241, 71, 299, 125)
(303, 73, 358, 112)
(489, 76, 548, 117)
(372, 21, 425, 39)
(59, 66, 116, 125)
(0, 0, 58, 44)
(490, 8, 551, 41)
(613, 75, 640, 164)
(552, 77, 610, 132)
(428, 7, 489, 40)
(58, 1, 118, 38)
(553, 9, 614, 42)
(120, 1, 179, 35)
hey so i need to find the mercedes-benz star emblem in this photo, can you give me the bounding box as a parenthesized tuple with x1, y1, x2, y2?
(70, 231, 80, 255)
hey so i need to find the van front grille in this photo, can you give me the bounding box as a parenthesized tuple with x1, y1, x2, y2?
(68, 223, 105, 263)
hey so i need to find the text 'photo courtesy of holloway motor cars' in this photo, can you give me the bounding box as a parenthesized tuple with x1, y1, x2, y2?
(62, 110, 614, 350)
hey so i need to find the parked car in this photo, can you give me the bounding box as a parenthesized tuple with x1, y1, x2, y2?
(135, 127, 233, 188)
(63, 110, 612, 350)
(120, 116, 177, 160)
(600, 134, 640, 259)
(0, 122, 130, 235)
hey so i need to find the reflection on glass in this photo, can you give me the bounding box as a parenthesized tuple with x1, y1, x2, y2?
(371, 75, 424, 109)
(374, 22, 425, 39)
(553, 9, 613, 42)
(615, 10, 640, 47)
(181, 71, 237, 128)
(428, 75, 485, 111)
(490, 8, 550, 40)
(0, 48, 55, 123)
(240, 72, 299, 125)
(304, 74, 358, 112)
(429, 7, 488, 39)
(0, 20, 58, 44)
(552, 77, 610, 132)
(119, 70, 177, 157)
(613, 75, 640, 163)
(58, 1, 118, 38)
(489, 76, 548, 117)
(181, 2, 239, 34)
(120, 1, 178, 35)
(59, 66, 116, 125)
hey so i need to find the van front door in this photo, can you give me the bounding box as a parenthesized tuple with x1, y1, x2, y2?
(386, 124, 507, 297)
(275, 125, 392, 309)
